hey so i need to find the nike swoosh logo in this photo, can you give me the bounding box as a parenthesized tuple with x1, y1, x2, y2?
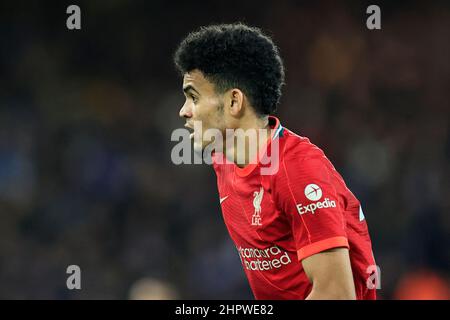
(220, 196, 229, 204)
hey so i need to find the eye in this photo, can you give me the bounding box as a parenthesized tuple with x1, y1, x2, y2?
(191, 95, 198, 103)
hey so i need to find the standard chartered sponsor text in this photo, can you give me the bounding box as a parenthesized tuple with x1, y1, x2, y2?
(237, 245, 292, 271)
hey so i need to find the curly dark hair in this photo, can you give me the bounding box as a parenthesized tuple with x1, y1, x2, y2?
(174, 23, 285, 115)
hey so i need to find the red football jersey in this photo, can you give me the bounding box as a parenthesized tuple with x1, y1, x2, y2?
(212, 116, 377, 299)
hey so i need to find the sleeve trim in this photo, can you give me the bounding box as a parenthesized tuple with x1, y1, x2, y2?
(297, 236, 349, 261)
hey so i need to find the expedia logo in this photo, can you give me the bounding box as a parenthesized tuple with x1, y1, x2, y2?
(297, 198, 336, 215)
(304, 183, 322, 201)
(296, 184, 336, 215)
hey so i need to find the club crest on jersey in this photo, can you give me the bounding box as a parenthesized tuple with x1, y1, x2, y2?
(297, 183, 337, 215)
(252, 187, 264, 226)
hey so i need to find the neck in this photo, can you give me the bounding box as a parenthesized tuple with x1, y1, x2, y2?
(224, 115, 273, 167)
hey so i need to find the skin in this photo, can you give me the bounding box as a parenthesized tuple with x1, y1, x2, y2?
(303, 248, 356, 300)
(178, 69, 357, 300)
(179, 69, 270, 166)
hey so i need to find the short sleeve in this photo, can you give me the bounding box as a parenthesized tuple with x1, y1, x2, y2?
(276, 155, 349, 261)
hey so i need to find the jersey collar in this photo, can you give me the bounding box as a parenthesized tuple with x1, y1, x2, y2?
(235, 116, 282, 177)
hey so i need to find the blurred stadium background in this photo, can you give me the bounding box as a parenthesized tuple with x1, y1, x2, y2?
(0, 0, 449, 299)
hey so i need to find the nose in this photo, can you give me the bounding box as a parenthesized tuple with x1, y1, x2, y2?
(179, 101, 192, 119)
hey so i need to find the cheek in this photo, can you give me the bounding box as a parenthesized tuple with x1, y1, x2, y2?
(195, 101, 215, 125)
(193, 95, 223, 128)
(191, 103, 204, 122)
(207, 97, 224, 122)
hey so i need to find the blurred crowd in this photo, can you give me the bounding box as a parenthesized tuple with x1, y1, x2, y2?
(0, 1, 448, 299)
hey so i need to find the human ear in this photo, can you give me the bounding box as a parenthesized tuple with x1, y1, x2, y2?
(228, 89, 244, 116)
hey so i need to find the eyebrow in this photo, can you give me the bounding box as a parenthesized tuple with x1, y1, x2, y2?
(183, 85, 200, 96)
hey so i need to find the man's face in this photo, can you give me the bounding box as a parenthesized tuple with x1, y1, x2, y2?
(179, 69, 226, 151)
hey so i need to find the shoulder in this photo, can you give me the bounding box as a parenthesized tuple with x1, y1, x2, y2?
(268, 128, 343, 201)
(278, 128, 331, 174)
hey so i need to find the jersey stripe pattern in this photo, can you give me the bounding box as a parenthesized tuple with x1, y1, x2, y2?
(212, 116, 377, 300)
